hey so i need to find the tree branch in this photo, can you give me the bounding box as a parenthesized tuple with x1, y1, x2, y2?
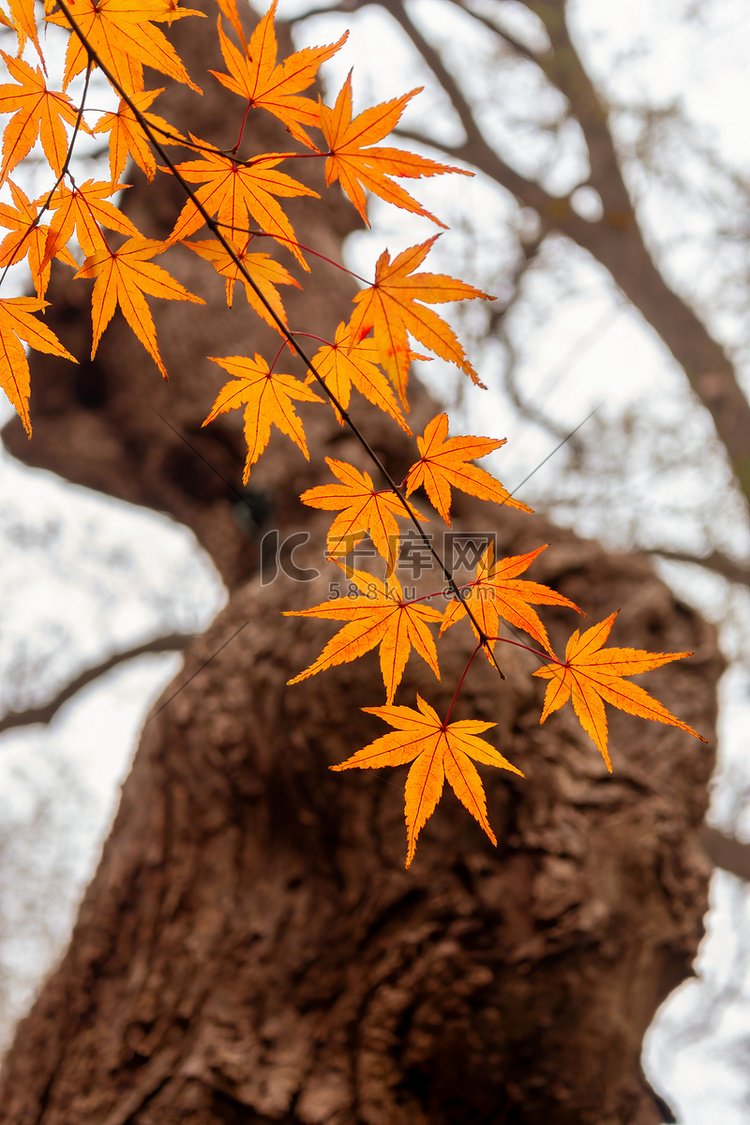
(376, 0, 555, 215)
(443, 0, 545, 65)
(647, 548, 750, 588)
(379, 1, 750, 509)
(0, 634, 194, 737)
(701, 825, 750, 883)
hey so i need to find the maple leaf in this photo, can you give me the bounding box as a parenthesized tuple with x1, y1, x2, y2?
(348, 235, 493, 404)
(41, 179, 140, 266)
(306, 321, 412, 433)
(212, 0, 247, 49)
(204, 353, 323, 481)
(166, 143, 317, 268)
(405, 412, 532, 526)
(0, 181, 77, 298)
(285, 570, 442, 705)
(318, 72, 471, 228)
(7, 0, 44, 63)
(75, 236, 204, 379)
(332, 693, 523, 868)
(0, 53, 80, 180)
(533, 612, 707, 771)
(299, 457, 425, 572)
(441, 543, 583, 657)
(211, 7, 347, 147)
(185, 237, 299, 329)
(0, 296, 77, 437)
(47, 0, 203, 96)
(92, 88, 185, 184)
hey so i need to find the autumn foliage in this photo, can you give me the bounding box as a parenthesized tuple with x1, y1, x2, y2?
(0, 0, 706, 867)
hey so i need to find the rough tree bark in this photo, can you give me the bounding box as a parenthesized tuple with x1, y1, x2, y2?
(0, 8, 722, 1124)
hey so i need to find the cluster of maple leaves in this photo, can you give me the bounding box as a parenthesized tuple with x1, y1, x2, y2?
(0, 0, 705, 867)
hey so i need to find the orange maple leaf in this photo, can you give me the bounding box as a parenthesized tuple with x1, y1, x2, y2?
(41, 178, 139, 266)
(75, 236, 205, 378)
(211, 7, 347, 147)
(7, 0, 44, 63)
(204, 353, 324, 481)
(441, 543, 583, 657)
(0, 181, 77, 298)
(348, 235, 493, 404)
(211, 0, 247, 49)
(405, 412, 532, 526)
(332, 693, 523, 868)
(185, 236, 299, 328)
(307, 321, 412, 433)
(47, 0, 202, 96)
(318, 72, 471, 228)
(0, 52, 80, 179)
(92, 88, 185, 184)
(285, 570, 442, 704)
(0, 296, 77, 437)
(166, 143, 317, 268)
(533, 612, 706, 771)
(299, 456, 425, 572)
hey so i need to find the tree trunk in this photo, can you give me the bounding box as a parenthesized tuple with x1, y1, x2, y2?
(0, 10, 722, 1123)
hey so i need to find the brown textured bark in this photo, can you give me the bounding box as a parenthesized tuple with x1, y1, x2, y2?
(0, 7, 722, 1124)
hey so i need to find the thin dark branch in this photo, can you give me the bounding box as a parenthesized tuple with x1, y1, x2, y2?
(148, 622, 248, 722)
(509, 404, 601, 494)
(0, 635, 194, 737)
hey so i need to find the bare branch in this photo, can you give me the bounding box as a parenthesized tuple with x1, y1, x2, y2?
(702, 825, 750, 882)
(375, 0, 555, 216)
(0, 634, 195, 737)
(525, 0, 632, 211)
(283, 0, 370, 23)
(647, 548, 750, 588)
(394, 0, 750, 505)
(444, 0, 544, 65)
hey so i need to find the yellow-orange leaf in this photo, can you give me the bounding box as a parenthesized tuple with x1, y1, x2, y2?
(75, 236, 204, 378)
(307, 321, 411, 432)
(0, 181, 76, 298)
(318, 72, 471, 227)
(0, 296, 77, 437)
(41, 179, 139, 266)
(204, 353, 323, 481)
(299, 456, 425, 572)
(441, 543, 583, 656)
(211, 7, 347, 147)
(185, 237, 299, 329)
(47, 0, 203, 96)
(212, 0, 247, 48)
(0, 53, 80, 180)
(332, 693, 523, 868)
(533, 612, 706, 771)
(92, 88, 184, 184)
(7, 0, 44, 63)
(349, 235, 493, 404)
(285, 570, 442, 705)
(405, 412, 531, 526)
(166, 143, 316, 268)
